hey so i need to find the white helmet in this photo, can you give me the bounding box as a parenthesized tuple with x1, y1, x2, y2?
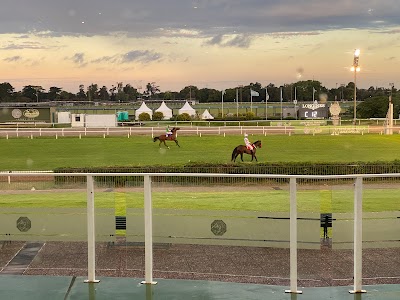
(244, 133, 248, 137)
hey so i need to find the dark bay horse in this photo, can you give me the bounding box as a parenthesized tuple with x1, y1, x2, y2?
(231, 140, 262, 162)
(153, 127, 180, 148)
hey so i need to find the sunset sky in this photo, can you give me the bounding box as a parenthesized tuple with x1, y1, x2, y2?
(1, 0, 399, 93)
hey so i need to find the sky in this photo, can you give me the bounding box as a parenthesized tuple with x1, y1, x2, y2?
(1, 0, 400, 93)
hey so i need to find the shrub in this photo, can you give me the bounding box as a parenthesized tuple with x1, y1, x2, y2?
(177, 113, 191, 121)
(152, 111, 164, 121)
(138, 112, 151, 121)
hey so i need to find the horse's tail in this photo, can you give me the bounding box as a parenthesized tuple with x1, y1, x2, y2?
(153, 137, 159, 142)
(231, 147, 237, 161)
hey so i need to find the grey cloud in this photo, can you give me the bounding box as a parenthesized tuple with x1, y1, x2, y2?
(0, 41, 54, 50)
(64, 53, 87, 67)
(3, 56, 22, 62)
(205, 34, 253, 48)
(91, 50, 162, 65)
(121, 50, 162, 63)
(1, 0, 400, 38)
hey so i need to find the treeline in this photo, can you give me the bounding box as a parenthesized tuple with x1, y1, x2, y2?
(0, 80, 397, 104)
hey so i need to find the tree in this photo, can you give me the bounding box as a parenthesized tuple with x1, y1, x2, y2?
(0, 82, 14, 101)
(144, 82, 160, 98)
(77, 84, 87, 99)
(180, 85, 199, 100)
(357, 96, 390, 119)
(123, 84, 138, 101)
(47, 86, 62, 100)
(99, 86, 110, 101)
(87, 84, 99, 101)
(22, 85, 44, 102)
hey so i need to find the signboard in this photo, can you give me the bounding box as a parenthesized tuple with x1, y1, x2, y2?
(0, 107, 54, 123)
(298, 102, 329, 119)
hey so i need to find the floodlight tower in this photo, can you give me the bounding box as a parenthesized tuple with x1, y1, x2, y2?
(351, 49, 360, 125)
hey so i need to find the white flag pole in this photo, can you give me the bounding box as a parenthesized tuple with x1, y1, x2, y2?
(280, 87, 283, 120)
(265, 88, 268, 120)
(236, 88, 239, 117)
(221, 90, 224, 117)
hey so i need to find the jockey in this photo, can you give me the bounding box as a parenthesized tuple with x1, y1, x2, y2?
(244, 133, 254, 152)
(166, 126, 172, 138)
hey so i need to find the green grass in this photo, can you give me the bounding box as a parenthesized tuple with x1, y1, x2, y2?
(1, 189, 398, 213)
(1, 135, 400, 170)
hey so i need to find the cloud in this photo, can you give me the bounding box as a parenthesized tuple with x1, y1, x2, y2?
(205, 34, 253, 48)
(121, 50, 162, 63)
(65, 53, 87, 67)
(91, 50, 162, 65)
(0, 41, 54, 50)
(1, 1, 400, 38)
(3, 56, 22, 62)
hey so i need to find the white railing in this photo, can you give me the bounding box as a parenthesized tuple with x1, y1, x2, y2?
(2, 125, 400, 138)
(2, 172, 400, 294)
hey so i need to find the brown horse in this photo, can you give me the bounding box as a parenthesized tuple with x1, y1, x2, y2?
(153, 127, 180, 148)
(231, 140, 262, 162)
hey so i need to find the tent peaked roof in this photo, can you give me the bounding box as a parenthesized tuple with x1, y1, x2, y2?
(179, 101, 196, 116)
(155, 101, 172, 112)
(155, 101, 173, 120)
(136, 102, 152, 112)
(201, 109, 214, 120)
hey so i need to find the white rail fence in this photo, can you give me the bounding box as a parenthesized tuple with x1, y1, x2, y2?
(1, 125, 400, 138)
(1, 173, 399, 294)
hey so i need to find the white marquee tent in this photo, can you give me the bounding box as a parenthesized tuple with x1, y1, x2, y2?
(155, 101, 173, 120)
(201, 109, 214, 120)
(135, 102, 153, 120)
(178, 101, 196, 117)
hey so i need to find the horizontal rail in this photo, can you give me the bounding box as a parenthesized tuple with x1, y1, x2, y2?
(2, 172, 400, 179)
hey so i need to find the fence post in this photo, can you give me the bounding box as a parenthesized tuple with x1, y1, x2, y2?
(285, 177, 302, 294)
(349, 177, 366, 294)
(85, 175, 99, 283)
(142, 175, 157, 285)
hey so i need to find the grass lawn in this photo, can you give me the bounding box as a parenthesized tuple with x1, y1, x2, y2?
(0, 188, 398, 214)
(1, 134, 400, 170)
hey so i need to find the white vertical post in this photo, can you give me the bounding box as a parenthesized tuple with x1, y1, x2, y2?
(151, 127, 154, 138)
(285, 177, 302, 294)
(349, 177, 366, 294)
(141, 175, 157, 285)
(85, 175, 99, 283)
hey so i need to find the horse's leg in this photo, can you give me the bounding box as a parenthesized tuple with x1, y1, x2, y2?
(174, 139, 180, 147)
(240, 153, 244, 161)
(232, 152, 237, 162)
(164, 140, 170, 149)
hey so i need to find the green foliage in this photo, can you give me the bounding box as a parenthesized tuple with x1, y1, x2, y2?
(357, 96, 389, 119)
(138, 112, 151, 121)
(244, 111, 255, 120)
(152, 111, 164, 121)
(176, 113, 191, 121)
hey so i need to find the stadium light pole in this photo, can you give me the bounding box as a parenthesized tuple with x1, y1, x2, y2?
(351, 49, 360, 125)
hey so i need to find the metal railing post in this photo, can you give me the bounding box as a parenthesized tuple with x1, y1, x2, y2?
(285, 177, 302, 294)
(85, 175, 99, 283)
(350, 177, 366, 294)
(142, 175, 157, 285)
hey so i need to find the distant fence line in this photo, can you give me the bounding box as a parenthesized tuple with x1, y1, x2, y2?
(0, 125, 399, 138)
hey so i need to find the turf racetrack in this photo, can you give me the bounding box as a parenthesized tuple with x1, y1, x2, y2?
(1, 134, 400, 170)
